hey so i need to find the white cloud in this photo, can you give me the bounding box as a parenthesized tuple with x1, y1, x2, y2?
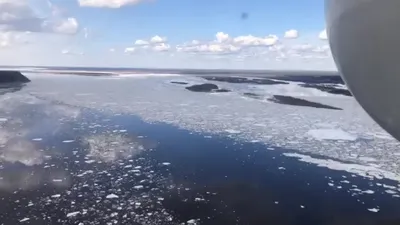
(150, 35, 166, 43)
(61, 49, 83, 55)
(133, 36, 167, 50)
(0, 40, 8, 47)
(170, 31, 334, 70)
(233, 34, 278, 47)
(83, 27, 89, 38)
(153, 43, 170, 51)
(312, 45, 330, 53)
(291, 44, 313, 51)
(0, 0, 79, 35)
(0, 31, 30, 48)
(176, 32, 313, 57)
(124, 47, 135, 53)
(177, 42, 240, 54)
(284, 29, 299, 39)
(78, 0, 146, 8)
(319, 29, 328, 40)
(0, 0, 42, 32)
(0, 29, 335, 70)
(0, 32, 12, 47)
(135, 39, 149, 45)
(216, 32, 229, 43)
(51, 18, 79, 35)
(269, 44, 285, 52)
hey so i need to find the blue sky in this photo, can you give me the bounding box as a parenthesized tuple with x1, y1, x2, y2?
(0, 0, 334, 70)
(70, 0, 325, 42)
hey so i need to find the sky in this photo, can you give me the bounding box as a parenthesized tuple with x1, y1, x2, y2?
(0, 0, 335, 70)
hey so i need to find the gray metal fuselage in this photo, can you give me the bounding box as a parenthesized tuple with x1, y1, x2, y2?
(326, 0, 400, 141)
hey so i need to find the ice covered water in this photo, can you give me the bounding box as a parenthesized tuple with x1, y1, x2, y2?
(24, 73, 400, 177)
(0, 72, 400, 224)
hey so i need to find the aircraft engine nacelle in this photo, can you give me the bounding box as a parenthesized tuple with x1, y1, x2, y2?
(326, 0, 400, 141)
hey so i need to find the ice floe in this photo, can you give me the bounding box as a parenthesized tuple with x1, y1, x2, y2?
(106, 194, 119, 199)
(133, 185, 144, 190)
(363, 190, 374, 194)
(283, 153, 400, 181)
(306, 129, 357, 141)
(187, 219, 197, 224)
(66, 211, 80, 217)
(225, 129, 241, 134)
(367, 208, 380, 213)
(19, 218, 30, 222)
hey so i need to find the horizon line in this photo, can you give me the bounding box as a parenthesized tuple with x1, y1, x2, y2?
(0, 65, 339, 75)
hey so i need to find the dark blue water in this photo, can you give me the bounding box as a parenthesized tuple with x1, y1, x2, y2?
(1, 104, 399, 225)
(112, 113, 400, 225)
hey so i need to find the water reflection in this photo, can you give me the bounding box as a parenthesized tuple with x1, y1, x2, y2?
(0, 84, 169, 224)
(0, 83, 26, 96)
(0, 166, 71, 192)
(1, 138, 44, 166)
(84, 133, 147, 162)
